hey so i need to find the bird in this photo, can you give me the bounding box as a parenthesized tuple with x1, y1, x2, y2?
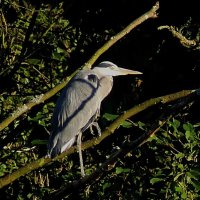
(47, 61, 142, 176)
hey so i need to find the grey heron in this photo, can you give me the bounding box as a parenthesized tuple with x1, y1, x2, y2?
(47, 61, 142, 176)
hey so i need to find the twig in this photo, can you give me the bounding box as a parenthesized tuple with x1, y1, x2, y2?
(158, 25, 197, 48)
(4, 4, 41, 81)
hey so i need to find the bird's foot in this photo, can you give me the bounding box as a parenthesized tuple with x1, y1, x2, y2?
(89, 122, 101, 136)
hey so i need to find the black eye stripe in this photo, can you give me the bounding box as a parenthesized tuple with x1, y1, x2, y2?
(87, 74, 98, 83)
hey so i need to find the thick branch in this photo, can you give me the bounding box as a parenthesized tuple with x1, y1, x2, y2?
(0, 88, 197, 189)
(0, 74, 74, 132)
(50, 89, 199, 199)
(50, 94, 195, 199)
(50, 116, 171, 199)
(0, 1, 159, 132)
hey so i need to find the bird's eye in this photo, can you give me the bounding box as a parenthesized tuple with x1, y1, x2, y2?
(110, 66, 117, 70)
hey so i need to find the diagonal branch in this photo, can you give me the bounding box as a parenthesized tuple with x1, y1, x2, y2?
(50, 116, 171, 199)
(0, 88, 198, 189)
(49, 90, 198, 199)
(85, 1, 159, 67)
(0, 1, 159, 132)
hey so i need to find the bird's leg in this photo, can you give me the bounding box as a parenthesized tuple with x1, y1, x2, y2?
(89, 109, 101, 136)
(77, 132, 85, 177)
(90, 122, 101, 136)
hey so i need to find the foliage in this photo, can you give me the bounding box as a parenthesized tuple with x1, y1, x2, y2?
(0, 0, 200, 199)
(70, 118, 199, 200)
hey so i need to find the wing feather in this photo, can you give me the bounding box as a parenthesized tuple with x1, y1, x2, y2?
(48, 70, 101, 157)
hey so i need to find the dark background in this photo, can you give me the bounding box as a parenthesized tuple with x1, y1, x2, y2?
(0, 0, 200, 199)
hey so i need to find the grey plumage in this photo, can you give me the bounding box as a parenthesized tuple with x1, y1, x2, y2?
(47, 61, 142, 158)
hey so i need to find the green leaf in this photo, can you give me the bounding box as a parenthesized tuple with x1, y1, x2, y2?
(183, 123, 194, 132)
(168, 119, 181, 134)
(115, 167, 130, 174)
(102, 182, 111, 191)
(191, 179, 200, 191)
(175, 152, 185, 159)
(121, 120, 133, 128)
(137, 121, 146, 129)
(38, 120, 46, 126)
(103, 113, 133, 128)
(174, 173, 183, 181)
(56, 47, 65, 53)
(0, 164, 7, 176)
(183, 123, 196, 142)
(187, 168, 200, 180)
(150, 177, 163, 185)
(178, 164, 184, 171)
(27, 58, 41, 65)
(52, 52, 63, 61)
(102, 113, 118, 121)
(175, 185, 183, 193)
(31, 139, 47, 145)
(173, 119, 181, 128)
(27, 193, 33, 199)
(181, 191, 187, 199)
(185, 130, 195, 142)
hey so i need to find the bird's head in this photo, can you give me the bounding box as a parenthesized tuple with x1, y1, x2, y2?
(93, 61, 142, 76)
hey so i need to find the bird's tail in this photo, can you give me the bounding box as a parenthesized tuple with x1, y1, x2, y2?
(47, 136, 76, 158)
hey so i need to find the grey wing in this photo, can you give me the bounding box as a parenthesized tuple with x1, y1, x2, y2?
(47, 71, 101, 157)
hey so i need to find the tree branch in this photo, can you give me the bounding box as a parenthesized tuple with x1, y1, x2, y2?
(85, 1, 159, 67)
(49, 89, 198, 199)
(49, 116, 171, 199)
(0, 1, 159, 132)
(158, 25, 198, 48)
(0, 88, 198, 189)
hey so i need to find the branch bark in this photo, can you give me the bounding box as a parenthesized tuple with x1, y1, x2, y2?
(50, 116, 172, 199)
(0, 1, 159, 132)
(49, 89, 198, 199)
(158, 25, 198, 48)
(0, 88, 197, 189)
(85, 1, 159, 67)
